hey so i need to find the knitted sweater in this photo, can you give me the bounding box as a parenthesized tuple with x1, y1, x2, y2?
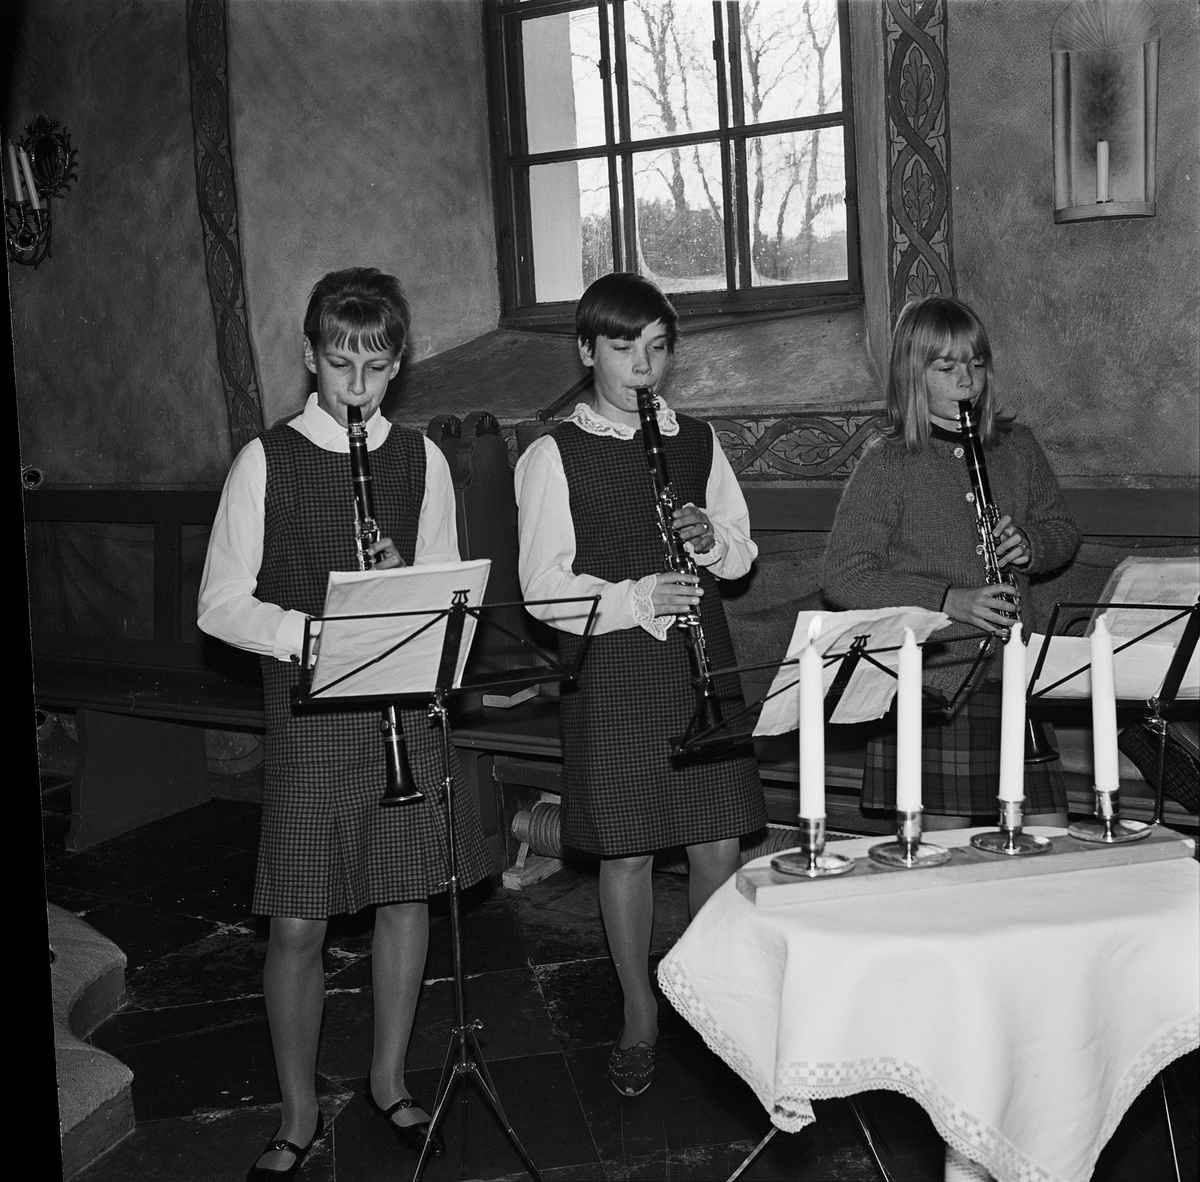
(822, 423, 1080, 694)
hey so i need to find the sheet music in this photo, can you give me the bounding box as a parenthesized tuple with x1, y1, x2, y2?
(308, 559, 491, 698)
(754, 607, 950, 734)
(1029, 556, 1199, 701)
(1089, 556, 1199, 645)
(1027, 632, 1199, 701)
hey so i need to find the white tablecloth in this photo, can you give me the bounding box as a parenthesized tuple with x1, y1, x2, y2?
(658, 828, 1199, 1182)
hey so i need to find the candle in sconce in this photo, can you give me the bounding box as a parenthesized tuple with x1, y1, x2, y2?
(1090, 614, 1120, 791)
(5, 140, 25, 204)
(998, 621, 1027, 802)
(895, 627, 922, 813)
(798, 615, 825, 820)
(1096, 139, 1110, 203)
(18, 146, 41, 211)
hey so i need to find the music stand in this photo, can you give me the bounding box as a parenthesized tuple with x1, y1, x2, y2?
(674, 607, 952, 757)
(295, 565, 599, 1182)
(1028, 598, 1199, 833)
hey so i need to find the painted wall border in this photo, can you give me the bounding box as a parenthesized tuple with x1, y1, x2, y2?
(187, 0, 264, 456)
(884, 0, 957, 312)
(506, 409, 885, 482)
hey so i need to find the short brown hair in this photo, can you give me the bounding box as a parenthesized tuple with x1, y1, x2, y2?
(303, 267, 411, 355)
(576, 272, 678, 354)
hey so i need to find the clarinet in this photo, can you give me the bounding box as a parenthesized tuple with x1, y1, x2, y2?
(635, 387, 724, 733)
(957, 399, 1017, 616)
(956, 400, 1057, 763)
(346, 404, 424, 805)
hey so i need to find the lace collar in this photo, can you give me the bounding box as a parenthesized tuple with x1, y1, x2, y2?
(565, 399, 680, 440)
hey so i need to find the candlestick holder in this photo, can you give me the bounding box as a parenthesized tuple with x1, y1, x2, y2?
(971, 799, 1052, 856)
(1068, 787, 1152, 844)
(868, 808, 951, 868)
(5, 114, 78, 269)
(5, 199, 51, 267)
(772, 816, 854, 878)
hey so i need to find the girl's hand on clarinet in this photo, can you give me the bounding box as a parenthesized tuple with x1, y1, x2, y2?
(672, 503, 716, 553)
(651, 571, 703, 615)
(369, 537, 406, 570)
(944, 585, 1018, 635)
(992, 515, 1031, 569)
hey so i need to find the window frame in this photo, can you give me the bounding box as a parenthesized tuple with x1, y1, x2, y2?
(485, 0, 862, 329)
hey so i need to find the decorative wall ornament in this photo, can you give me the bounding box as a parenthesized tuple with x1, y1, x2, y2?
(4, 114, 78, 268)
(709, 412, 886, 481)
(186, 0, 264, 454)
(883, 0, 957, 317)
(1051, 0, 1160, 223)
(505, 409, 885, 482)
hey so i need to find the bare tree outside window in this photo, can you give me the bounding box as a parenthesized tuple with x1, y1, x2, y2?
(491, 0, 858, 321)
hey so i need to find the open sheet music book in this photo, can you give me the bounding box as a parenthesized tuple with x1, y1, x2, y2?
(754, 607, 950, 734)
(1028, 556, 1199, 700)
(307, 559, 491, 699)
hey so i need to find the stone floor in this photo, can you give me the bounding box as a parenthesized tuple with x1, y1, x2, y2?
(42, 777, 1198, 1182)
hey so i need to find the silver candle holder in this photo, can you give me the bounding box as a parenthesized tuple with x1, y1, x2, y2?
(971, 798, 1052, 856)
(868, 808, 951, 868)
(1068, 787, 1151, 844)
(772, 816, 854, 878)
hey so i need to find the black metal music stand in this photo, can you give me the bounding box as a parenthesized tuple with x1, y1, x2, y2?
(1028, 598, 1199, 826)
(672, 635, 945, 757)
(295, 584, 599, 1182)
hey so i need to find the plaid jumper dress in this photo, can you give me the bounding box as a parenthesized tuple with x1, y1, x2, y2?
(252, 424, 491, 917)
(552, 416, 766, 857)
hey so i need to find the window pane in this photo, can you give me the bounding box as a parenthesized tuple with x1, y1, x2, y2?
(747, 128, 847, 285)
(633, 143, 726, 293)
(624, 0, 719, 141)
(736, 0, 842, 125)
(529, 158, 614, 303)
(523, 8, 607, 154)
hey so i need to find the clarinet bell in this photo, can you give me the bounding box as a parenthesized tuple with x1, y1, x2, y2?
(698, 685, 725, 732)
(379, 707, 424, 805)
(1024, 715, 1060, 764)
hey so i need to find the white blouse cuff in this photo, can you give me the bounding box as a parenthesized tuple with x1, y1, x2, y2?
(272, 609, 310, 664)
(687, 536, 726, 567)
(633, 574, 673, 641)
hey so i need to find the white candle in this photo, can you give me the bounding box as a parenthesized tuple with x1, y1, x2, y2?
(895, 627, 922, 812)
(18, 146, 41, 211)
(5, 140, 25, 204)
(998, 621, 1026, 802)
(798, 615, 825, 820)
(1090, 614, 1120, 790)
(1096, 140, 1110, 203)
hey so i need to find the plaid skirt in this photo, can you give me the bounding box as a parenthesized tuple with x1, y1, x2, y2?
(253, 693, 492, 919)
(558, 623, 766, 857)
(861, 680, 1068, 816)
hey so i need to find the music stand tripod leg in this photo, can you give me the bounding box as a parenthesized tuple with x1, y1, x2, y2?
(412, 669, 544, 1182)
(726, 1125, 777, 1182)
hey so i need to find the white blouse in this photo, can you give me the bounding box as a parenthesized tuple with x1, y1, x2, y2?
(514, 401, 757, 638)
(197, 394, 459, 663)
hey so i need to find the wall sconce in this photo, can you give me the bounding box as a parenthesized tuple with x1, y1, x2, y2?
(4, 114, 78, 268)
(1051, 0, 1160, 223)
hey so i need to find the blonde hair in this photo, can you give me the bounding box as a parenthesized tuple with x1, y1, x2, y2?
(882, 295, 1009, 451)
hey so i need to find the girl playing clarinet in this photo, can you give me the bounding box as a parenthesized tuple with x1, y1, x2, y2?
(199, 268, 491, 1179)
(514, 272, 766, 1097)
(823, 294, 1080, 831)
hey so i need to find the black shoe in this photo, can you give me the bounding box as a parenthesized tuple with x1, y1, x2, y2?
(607, 1037, 656, 1097)
(365, 1082, 446, 1156)
(246, 1111, 325, 1181)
